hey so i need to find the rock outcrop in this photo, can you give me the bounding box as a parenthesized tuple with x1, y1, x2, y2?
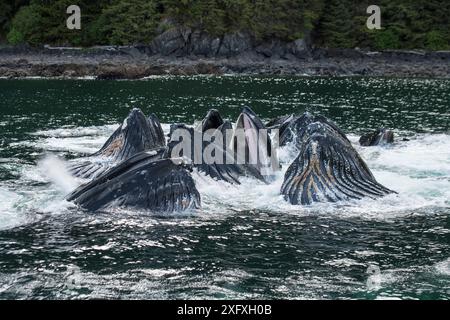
(1, 28, 450, 79)
(147, 25, 308, 59)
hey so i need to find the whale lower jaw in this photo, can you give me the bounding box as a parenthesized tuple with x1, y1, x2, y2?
(231, 107, 277, 181)
(281, 131, 395, 205)
(67, 152, 201, 213)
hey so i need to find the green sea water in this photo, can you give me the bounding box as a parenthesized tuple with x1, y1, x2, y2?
(0, 76, 449, 299)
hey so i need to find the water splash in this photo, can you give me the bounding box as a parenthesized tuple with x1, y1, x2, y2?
(38, 155, 79, 193)
(12, 124, 448, 221)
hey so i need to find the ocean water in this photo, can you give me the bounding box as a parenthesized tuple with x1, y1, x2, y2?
(0, 77, 449, 299)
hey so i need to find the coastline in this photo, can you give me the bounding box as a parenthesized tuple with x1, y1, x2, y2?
(1, 46, 449, 79)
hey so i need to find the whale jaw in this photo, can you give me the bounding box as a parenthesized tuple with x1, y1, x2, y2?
(67, 153, 200, 213)
(281, 123, 395, 205)
(231, 107, 277, 181)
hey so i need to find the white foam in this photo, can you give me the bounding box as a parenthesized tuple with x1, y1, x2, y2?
(357, 134, 450, 177)
(434, 258, 450, 276)
(196, 133, 450, 219)
(21, 124, 119, 155)
(32, 124, 118, 138)
(14, 136, 107, 155)
(38, 155, 79, 193)
(0, 188, 25, 230)
(1, 124, 449, 230)
(122, 117, 128, 130)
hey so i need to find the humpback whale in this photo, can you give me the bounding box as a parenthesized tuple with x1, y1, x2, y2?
(266, 114, 294, 138)
(195, 108, 234, 150)
(69, 108, 166, 179)
(167, 109, 266, 184)
(281, 119, 395, 205)
(230, 107, 278, 181)
(67, 152, 200, 213)
(65, 107, 396, 213)
(359, 128, 394, 146)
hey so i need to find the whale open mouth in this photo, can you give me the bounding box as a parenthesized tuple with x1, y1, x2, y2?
(102, 108, 166, 161)
(231, 107, 277, 179)
(198, 109, 224, 132)
(69, 108, 167, 180)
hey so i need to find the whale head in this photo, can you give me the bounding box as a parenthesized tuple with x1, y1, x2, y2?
(281, 121, 395, 205)
(95, 108, 166, 162)
(231, 106, 278, 180)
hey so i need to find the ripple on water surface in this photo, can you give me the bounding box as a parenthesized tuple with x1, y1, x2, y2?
(0, 77, 449, 299)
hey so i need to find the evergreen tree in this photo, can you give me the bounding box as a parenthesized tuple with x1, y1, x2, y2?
(0, 0, 12, 40)
(249, 0, 312, 41)
(0, 0, 448, 50)
(315, 0, 356, 48)
(96, 0, 160, 45)
(6, 2, 40, 45)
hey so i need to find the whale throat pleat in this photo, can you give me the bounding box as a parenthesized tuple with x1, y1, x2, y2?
(281, 134, 395, 205)
(66, 154, 200, 213)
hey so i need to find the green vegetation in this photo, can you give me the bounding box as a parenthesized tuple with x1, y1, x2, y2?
(94, 0, 160, 45)
(0, 0, 448, 49)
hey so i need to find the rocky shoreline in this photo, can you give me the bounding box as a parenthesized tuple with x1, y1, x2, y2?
(1, 44, 449, 79)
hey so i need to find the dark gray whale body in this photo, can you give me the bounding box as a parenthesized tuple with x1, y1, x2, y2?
(167, 123, 244, 184)
(280, 116, 395, 205)
(359, 128, 394, 146)
(167, 107, 272, 184)
(67, 151, 200, 212)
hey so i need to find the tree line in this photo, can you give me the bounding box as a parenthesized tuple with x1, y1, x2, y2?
(0, 0, 448, 50)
